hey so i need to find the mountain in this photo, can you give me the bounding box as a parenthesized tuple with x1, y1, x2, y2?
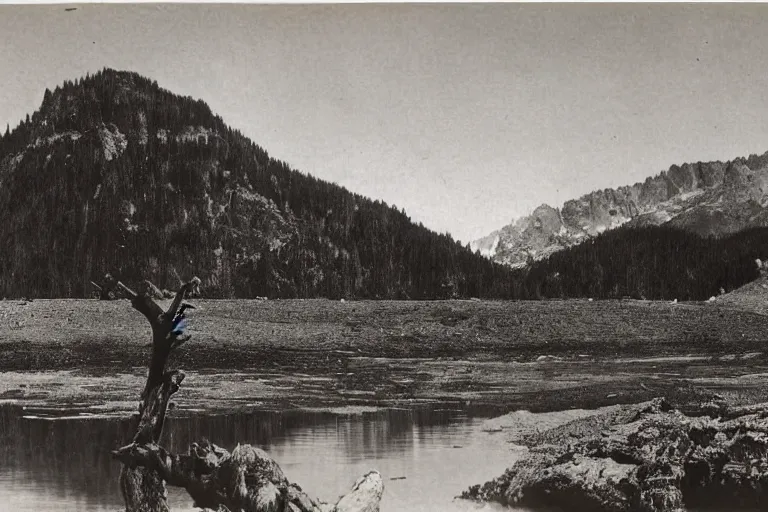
(0, 69, 514, 299)
(471, 153, 768, 267)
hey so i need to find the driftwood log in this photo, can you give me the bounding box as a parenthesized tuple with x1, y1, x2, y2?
(112, 277, 383, 512)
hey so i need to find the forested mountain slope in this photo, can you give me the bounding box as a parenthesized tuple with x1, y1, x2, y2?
(0, 69, 513, 299)
(517, 225, 768, 301)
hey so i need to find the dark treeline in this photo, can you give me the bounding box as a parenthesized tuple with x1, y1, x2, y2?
(519, 225, 768, 301)
(0, 69, 514, 299)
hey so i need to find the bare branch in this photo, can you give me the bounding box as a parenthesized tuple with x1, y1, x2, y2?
(116, 280, 138, 301)
(164, 276, 200, 320)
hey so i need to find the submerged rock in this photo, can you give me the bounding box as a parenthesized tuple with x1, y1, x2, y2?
(462, 398, 768, 511)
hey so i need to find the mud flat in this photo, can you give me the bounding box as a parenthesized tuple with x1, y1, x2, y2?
(2, 299, 768, 413)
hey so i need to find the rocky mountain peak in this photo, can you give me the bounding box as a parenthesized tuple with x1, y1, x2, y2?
(473, 151, 768, 267)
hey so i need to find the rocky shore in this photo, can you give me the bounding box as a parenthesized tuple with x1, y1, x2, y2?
(463, 397, 768, 511)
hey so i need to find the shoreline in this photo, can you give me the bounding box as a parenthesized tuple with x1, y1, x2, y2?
(2, 349, 766, 418)
(2, 298, 768, 415)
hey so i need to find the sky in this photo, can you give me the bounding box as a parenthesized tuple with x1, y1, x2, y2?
(3, 3, 768, 243)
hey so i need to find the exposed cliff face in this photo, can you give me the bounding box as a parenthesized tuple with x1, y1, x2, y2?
(469, 230, 500, 258)
(472, 156, 768, 267)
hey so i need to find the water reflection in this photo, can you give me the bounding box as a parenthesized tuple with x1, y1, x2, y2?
(0, 404, 519, 512)
(0, 404, 133, 511)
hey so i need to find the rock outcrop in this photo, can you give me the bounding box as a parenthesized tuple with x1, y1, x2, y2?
(472, 155, 768, 267)
(463, 398, 768, 511)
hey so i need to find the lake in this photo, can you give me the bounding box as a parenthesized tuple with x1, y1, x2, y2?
(0, 403, 525, 512)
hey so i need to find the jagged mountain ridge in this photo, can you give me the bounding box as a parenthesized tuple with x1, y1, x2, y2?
(0, 69, 514, 299)
(471, 152, 768, 267)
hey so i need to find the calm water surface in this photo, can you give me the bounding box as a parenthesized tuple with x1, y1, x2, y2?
(0, 404, 523, 512)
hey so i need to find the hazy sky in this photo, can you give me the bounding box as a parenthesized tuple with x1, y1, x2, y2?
(3, 3, 768, 243)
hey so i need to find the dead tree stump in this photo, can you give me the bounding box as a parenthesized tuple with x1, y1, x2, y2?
(111, 276, 383, 512)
